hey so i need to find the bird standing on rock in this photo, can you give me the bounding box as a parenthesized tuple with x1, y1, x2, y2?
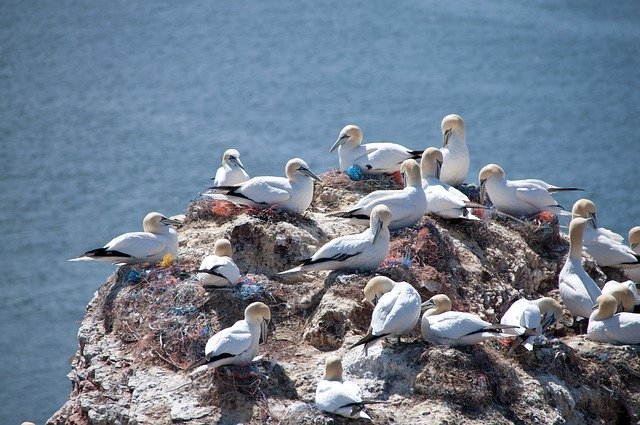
(69, 212, 181, 265)
(196, 238, 240, 287)
(558, 217, 602, 319)
(328, 159, 428, 231)
(278, 205, 392, 275)
(329, 124, 423, 175)
(208, 158, 321, 214)
(439, 114, 469, 187)
(189, 302, 271, 375)
(351, 276, 422, 355)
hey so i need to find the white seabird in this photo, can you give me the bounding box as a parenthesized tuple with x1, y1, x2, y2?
(500, 297, 568, 351)
(558, 217, 602, 319)
(602, 281, 640, 313)
(211, 149, 250, 187)
(329, 124, 423, 174)
(208, 158, 321, 214)
(351, 276, 422, 355)
(421, 294, 516, 345)
(626, 226, 640, 282)
(421, 147, 483, 219)
(196, 238, 240, 287)
(278, 205, 392, 275)
(190, 302, 271, 374)
(328, 159, 428, 230)
(315, 356, 371, 420)
(478, 164, 583, 216)
(587, 294, 640, 345)
(439, 114, 469, 187)
(69, 212, 181, 265)
(571, 199, 640, 268)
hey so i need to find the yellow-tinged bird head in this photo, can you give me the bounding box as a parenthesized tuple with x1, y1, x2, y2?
(324, 355, 343, 381)
(363, 276, 396, 306)
(441, 114, 465, 145)
(245, 302, 271, 344)
(421, 294, 452, 315)
(214, 238, 233, 258)
(572, 199, 597, 229)
(420, 147, 443, 180)
(330, 124, 363, 152)
(591, 294, 618, 321)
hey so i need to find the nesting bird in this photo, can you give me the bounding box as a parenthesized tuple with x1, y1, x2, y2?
(558, 217, 602, 319)
(571, 199, 640, 268)
(190, 302, 271, 374)
(329, 124, 423, 175)
(587, 294, 640, 345)
(500, 297, 568, 351)
(279, 205, 392, 274)
(69, 212, 181, 265)
(328, 159, 428, 230)
(478, 164, 583, 216)
(315, 356, 371, 420)
(351, 276, 422, 355)
(439, 114, 469, 187)
(421, 147, 482, 219)
(211, 149, 250, 187)
(208, 158, 321, 214)
(196, 238, 240, 287)
(420, 294, 516, 345)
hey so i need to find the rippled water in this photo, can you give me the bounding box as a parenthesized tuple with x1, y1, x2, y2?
(1, 1, 638, 423)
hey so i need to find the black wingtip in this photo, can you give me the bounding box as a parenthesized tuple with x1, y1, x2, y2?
(83, 248, 132, 259)
(350, 329, 388, 350)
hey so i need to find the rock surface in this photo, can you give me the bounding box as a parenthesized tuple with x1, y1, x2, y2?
(49, 172, 640, 425)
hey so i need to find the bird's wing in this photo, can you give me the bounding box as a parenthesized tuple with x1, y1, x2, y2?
(309, 232, 370, 262)
(205, 321, 252, 360)
(513, 183, 557, 209)
(211, 166, 226, 186)
(104, 232, 167, 260)
(372, 288, 419, 335)
(426, 185, 466, 213)
(352, 189, 400, 209)
(430, 311, 490, 340)
(596, 227, 625, 244)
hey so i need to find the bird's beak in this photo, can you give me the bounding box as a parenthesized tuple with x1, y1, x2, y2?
(443, 129, 452, 147)
(372, 218, 384, 244)
(299, 166, 322, 182)
(589, 212, 597, 229)
(160, 217, 183, 227)
(260, 318, 270, 344)
(591, 303, 599, 311)
(479, 179, 487, 205)
(421, 299, 436, 311)
(329, 134, 349, 153)
(402, 171, 407, 187)
(435, 159, 442, 180)
(229, 156, 246, 171)
(632, 243, 639, 250)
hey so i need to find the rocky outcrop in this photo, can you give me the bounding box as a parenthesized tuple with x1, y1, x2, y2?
(49, 172, 639, 425)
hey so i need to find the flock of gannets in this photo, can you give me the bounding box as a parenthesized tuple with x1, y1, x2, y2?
(70, 115, 640, 420)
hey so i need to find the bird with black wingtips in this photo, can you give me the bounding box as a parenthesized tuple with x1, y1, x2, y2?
(421, 294, 517, 345)
(315, 356, 372, 420)
(587, 294, 640, 345)
(189, 302, 271, 375)
(478, 163, 583, 216)
(500, 297, 569, 351)
(351, 276, 422, 355)
(208, 157, 321, 214)
(69, 212, 181, 265)
(329, 124, 423, 175)
(196, 238, 240, 287)
(328, 159, 428, 231)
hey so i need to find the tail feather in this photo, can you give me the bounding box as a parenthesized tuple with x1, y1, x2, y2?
(547, 187, 584, 193)
(408, 149, 424, 159)
(278, 265, 304, 275)
(350, 328, 388, 351)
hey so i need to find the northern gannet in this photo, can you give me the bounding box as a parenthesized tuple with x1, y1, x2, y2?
(329, 124, 423, 174)
(558, 217, 602, 319)
(351, 276, 422, 354)
(315, 356, 371, 420)
(328, 159, 428, 230)
(421, 294, 516, 345)
(211, 149, 250, 187)
(196, 238, 240, 287)
(279, 205, 392, 275)
(209, 158, 321, 214)
(500, 297, 568, 350)
(439, 114, 469, 187)
(478, 164, 583, 216)
(190, 302, 271, 374)
(587, 294, 640, 345)
(69, 212, 181, 265)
